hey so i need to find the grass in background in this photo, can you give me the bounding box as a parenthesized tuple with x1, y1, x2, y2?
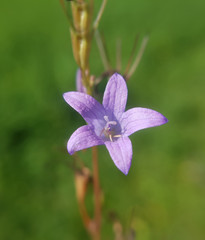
(0, 0, 205, 239)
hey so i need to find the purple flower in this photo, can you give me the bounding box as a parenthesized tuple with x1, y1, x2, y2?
(63, 73, 168, 175)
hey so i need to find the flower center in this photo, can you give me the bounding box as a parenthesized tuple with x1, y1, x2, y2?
(100, 116, 121, 142)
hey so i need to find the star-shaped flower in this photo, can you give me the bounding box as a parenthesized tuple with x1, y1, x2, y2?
(63, 73, 168, 175)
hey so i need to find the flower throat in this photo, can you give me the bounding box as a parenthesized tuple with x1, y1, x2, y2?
(101, 116, 121, 142)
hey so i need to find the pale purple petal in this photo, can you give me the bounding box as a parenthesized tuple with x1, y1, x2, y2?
(103, 73, 128, 119)
(67, 125, 104, 155)
(63, 92, 106, 129)
(76, 69, 87, 93)
(105, 137, 132, 175)
(121, 107, 168, 137)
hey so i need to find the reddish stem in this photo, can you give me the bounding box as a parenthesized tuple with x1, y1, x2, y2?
(92, 146, 101, 240)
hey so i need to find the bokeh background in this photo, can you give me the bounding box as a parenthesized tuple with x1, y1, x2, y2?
(1, 0, 205, 239)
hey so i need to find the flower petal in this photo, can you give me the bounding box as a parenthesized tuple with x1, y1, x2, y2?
(67, 125, 104, 155)
(121, 107, 168, 136)
(103, 73, 128, 119)
(105, 137, 132, 175)
(76, 69, 87, 93)
(63, 92, 105, 128)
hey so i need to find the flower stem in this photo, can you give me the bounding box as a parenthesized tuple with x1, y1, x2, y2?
(92, 146, 101, 240)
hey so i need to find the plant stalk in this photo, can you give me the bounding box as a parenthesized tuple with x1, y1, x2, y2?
(92, 146, 101, 240)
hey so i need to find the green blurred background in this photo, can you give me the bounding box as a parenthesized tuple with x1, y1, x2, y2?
(1, 0, 205, 239)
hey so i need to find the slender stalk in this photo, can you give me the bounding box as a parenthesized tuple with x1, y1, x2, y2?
(92, 146, 101, 240)
(124, 35, 139, 77)
(126, 36, 149, 80)
(95, 29, 111, 71)
(59, 0, 74, 29)
(93, 0, 107, 31)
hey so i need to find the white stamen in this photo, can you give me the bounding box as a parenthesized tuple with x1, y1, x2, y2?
(104, 115, 109, 122)
(108, 121, 117, 125)
(109, 135, 113, 142)
(104, 116, 117, 126)
(113, 135, 121, 138)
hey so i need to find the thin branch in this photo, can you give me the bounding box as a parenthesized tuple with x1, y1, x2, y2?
(95, 29, 111, 71)
(124, 35, 139, 76)
(126, 36, 149, 80)
(59, 0, 75, 30)
(93, 0, 107, 31)
(92, 146, 101, 240)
